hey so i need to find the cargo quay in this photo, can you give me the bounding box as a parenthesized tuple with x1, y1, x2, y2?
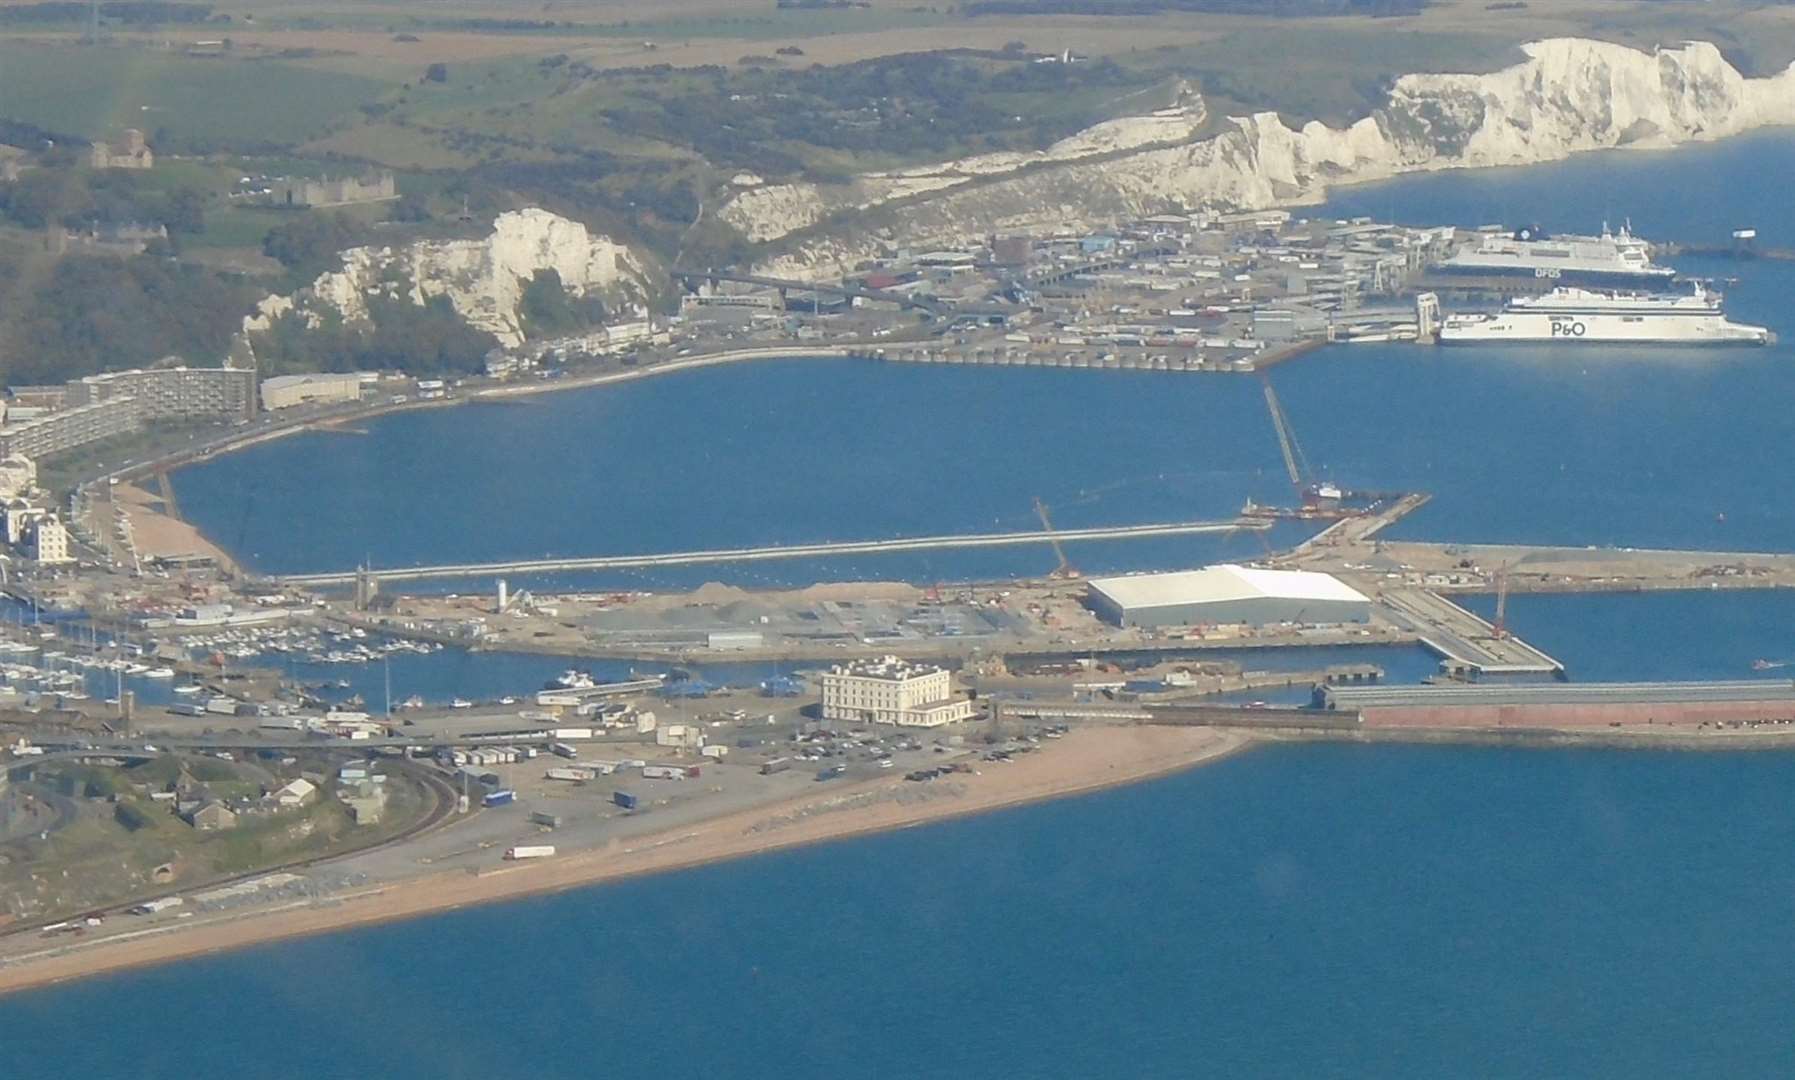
(991, 681, 1795, 743)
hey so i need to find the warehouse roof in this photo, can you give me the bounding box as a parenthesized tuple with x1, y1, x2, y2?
(1086, 565, 1368, 610)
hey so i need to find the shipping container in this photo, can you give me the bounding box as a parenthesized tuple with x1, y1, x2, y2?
(612, 790, 639, 810)
(528, 811, 562, 829)
(545, 767, 595, 782)
(759, 756, 792, 775)
(481, 789, 516, 808)
(504, 845, 555, 860)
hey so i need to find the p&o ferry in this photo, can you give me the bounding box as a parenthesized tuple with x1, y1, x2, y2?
(1438, 284, 1771, 346)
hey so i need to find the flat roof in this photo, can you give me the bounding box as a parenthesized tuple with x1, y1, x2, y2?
(1087, 565, 1368, 610)
(261, 373, 362, 390)
(1323, 681, 1795, 709)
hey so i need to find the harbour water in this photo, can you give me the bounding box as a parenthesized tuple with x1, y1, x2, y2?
(9, 737, 1795, 1078)
(10, 133, 1795, 1073)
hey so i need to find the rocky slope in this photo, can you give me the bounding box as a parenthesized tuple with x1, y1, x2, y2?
(247, 208, 652, 349)
(724, 39, 1795, 279)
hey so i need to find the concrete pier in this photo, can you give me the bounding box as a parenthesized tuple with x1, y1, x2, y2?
(868, 339, 1319, 374)
(277, 516, 1270, 587)
(1376, 587, 1564, 678)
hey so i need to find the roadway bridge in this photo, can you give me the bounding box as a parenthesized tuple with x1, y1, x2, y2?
(273, 516, 1271, 587)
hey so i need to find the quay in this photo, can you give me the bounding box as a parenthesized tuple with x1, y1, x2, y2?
(869, 339, 1319, 374)
(275, 515, 1270, 587)
(1319, 680, 1795, 729)
(1374, 587, 1564, 678)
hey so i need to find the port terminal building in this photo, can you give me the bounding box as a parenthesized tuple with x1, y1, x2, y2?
(1087, 565, 1371, 629)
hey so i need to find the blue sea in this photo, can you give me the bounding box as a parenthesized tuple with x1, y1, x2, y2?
(8, 135, 1795, 1075)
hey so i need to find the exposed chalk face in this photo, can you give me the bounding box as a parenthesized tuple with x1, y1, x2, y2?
(245, 208, 652, 350)
(723, 39, 1795, 281)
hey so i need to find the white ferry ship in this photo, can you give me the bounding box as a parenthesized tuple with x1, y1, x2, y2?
(1435, 224, 1677, 289)
(1438, 284, 1771, 346)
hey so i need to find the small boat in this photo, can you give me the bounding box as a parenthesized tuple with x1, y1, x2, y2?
(1751, 658, 1787, 671)
(450, 698, 473, 709)
(172, 684, 202, 696)
(143, 667, 175, 679)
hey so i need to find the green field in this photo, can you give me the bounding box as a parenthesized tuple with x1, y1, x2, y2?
(0, 41, 393, 146)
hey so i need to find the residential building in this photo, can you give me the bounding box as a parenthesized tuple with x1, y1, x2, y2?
(603, 320, 653, 349)
(89, 129, 153, 170)
(185, 801, 238, 831)
(0, 396, 143, 460)
(2, 500, 44, 546)
(264, 172, 397, 208)
(51, 220, 169, 256)
(340, 780, 386, 825)
(820, 656, 977, 728)
(260, 373, 364, 410)
(68, 366, 256, 422)
(0, 455, 35, 499)
(273, 778, 317, 808)
(28, 516, 71, 565)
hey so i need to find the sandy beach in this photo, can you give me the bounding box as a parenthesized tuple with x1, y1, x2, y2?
(0, 725, 1246, 997)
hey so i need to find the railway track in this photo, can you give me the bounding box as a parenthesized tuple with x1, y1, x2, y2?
(0, 759, 465, 942)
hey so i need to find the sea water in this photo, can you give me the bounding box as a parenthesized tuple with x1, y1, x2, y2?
(11, 134, 1795, 1074)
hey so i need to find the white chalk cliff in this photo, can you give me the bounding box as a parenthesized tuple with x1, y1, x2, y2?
(246, 208, 651, 349)
(722, 39, 1795, 278)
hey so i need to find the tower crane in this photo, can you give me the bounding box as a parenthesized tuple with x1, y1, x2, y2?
(1033, 497, 1079, 579)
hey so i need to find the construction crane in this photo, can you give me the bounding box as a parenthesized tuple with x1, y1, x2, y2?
(1033, 497, 1079, 579)
(1262, 376, 1341, 510)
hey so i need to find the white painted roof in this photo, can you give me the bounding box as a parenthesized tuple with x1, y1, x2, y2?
(1087, 565, 1368, 610)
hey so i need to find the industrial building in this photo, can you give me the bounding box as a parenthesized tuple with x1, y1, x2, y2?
(820, 656, 977, 727)
(1086, 565, 1371, 628)
(261, 373, 364, 411)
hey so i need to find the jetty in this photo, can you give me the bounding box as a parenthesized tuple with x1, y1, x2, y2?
(275, 516, 1270, 587)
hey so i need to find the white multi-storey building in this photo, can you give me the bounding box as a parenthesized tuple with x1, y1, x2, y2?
(820, 656, 976, 728)
(29, 516, 71, 564)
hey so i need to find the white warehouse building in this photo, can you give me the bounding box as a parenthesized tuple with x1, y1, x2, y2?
(1086, 565, 1371, 629)
(820, 656, 977, 728)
